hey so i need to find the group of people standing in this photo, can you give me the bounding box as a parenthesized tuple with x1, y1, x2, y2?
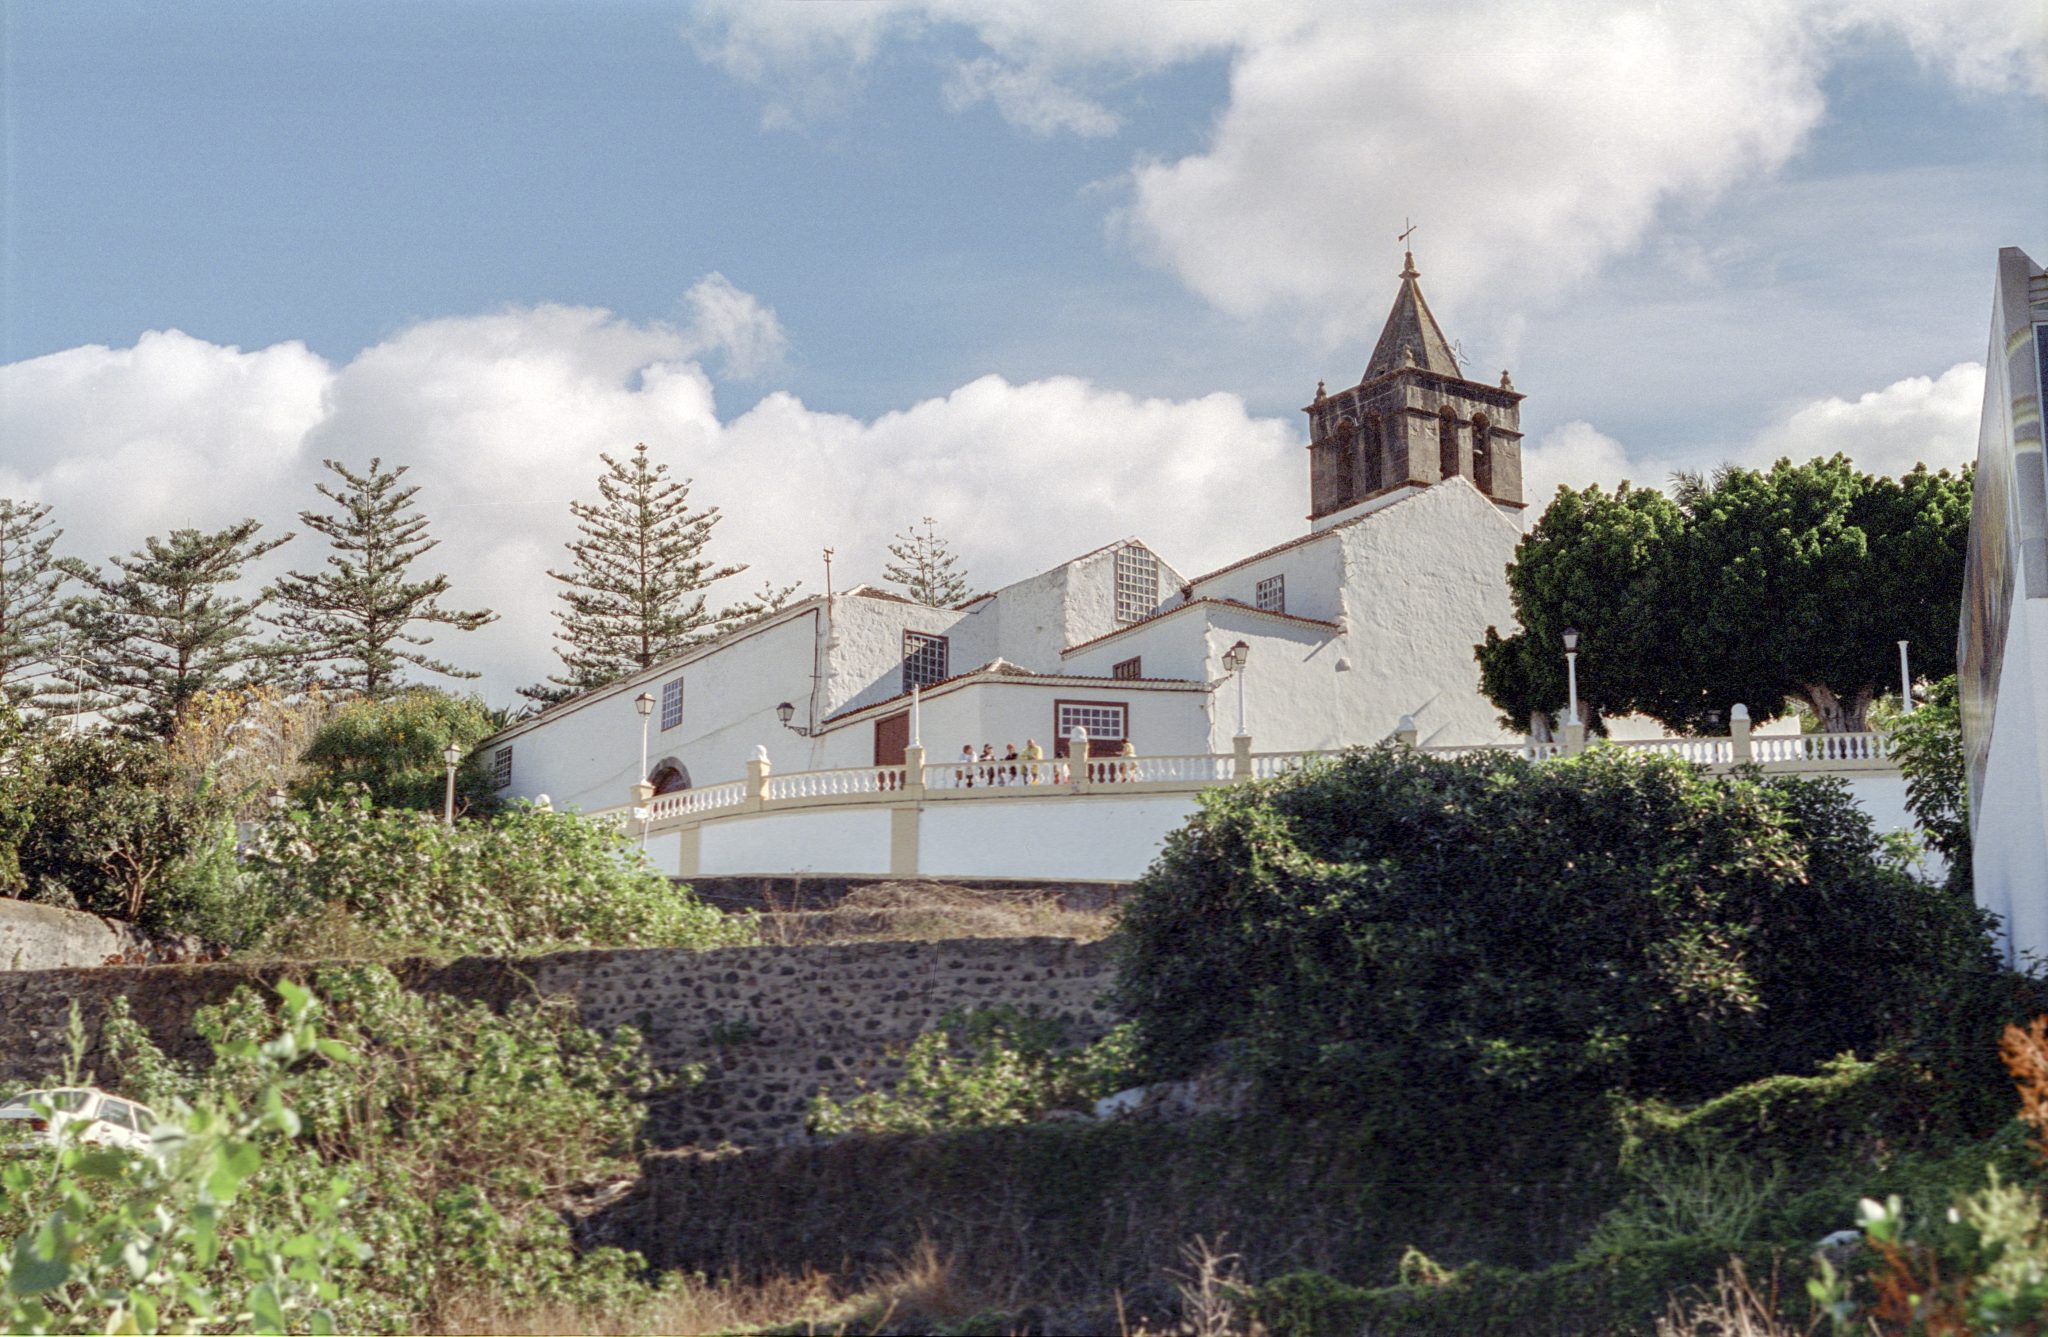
(952, 736, 1137, 787)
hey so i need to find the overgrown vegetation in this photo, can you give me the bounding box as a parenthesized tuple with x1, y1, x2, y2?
(808, 1008, 1137, 1135)
(2, 969, 674, 1333)
(245, 800, 756, 958)
(291, 689, 501, 815)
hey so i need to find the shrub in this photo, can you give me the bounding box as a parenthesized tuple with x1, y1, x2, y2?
(808, 1009, 1138, 1135)
(43, 967, 677, 1332)
(292, 689, 499, 815)
(1115, 746, 1996, 1164)
(245, 799, 755, 957)
(1886, 672, 1970, 893)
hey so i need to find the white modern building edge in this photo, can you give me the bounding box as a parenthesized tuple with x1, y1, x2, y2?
(481, 256, 1533, 815)
(1962, 245, 2048, 965)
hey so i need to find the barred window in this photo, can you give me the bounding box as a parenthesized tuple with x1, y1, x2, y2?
(1056, 701, 1127, 742)
(1112, 656, 1142, 680)
(659, 677, 684, 731)
(492, 746, 513, 790)
(903, 632, 949, 691)
(1114, 545, 1159, 624)
(1255, 574, 1286, 613)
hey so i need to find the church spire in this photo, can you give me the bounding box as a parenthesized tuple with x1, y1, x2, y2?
(1364, 250, 1461, 381)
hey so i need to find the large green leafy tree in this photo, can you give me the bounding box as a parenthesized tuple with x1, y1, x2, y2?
(267, 458, 495, 696)
(59, 521, 292, 739)
(1478, 457, 1970, 733)
(292, 688, 502, 814)
(883, 515, 972, 606)
(0, 499, 72, 710)
(528, 442, 791, 701)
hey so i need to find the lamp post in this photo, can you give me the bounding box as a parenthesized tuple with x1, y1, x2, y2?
(775, 701, 814, 737)
(1223, 639, 1251, 736)
(1562, 627, 1581, 727)
(441, 742, 462, 826)
(635, 691, 656, 782)
(1898, 640, 1913, 714)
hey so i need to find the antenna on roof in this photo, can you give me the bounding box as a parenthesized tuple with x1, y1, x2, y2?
(822, 547, 835, 601)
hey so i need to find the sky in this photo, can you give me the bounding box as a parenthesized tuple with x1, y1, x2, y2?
(2, 0, 2043, 703)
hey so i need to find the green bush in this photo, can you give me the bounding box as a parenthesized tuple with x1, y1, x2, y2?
(292, 689, 499, 815)
(245, 799, 756, 957)
(1886, 672, 1970, 893)
(808, 1009, 1138, 1135)
(28, 966, 677, 1332)
(1118, 747, 1994, 1120)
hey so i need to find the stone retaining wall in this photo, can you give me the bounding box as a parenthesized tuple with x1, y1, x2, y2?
(0, 937, 1118, 1148)
(1, 898, 211, 971)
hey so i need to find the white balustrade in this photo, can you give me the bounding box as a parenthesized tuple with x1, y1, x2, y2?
(1751, 731, 1886, 764)
(764, 765, 908, 800)
(1610, 737, 1734, 764)
(1087, 754, 1233, 784)
(924, 758, 1069, 789)
(647, 781, 746, 821)
(1249, 750, 1343, 778)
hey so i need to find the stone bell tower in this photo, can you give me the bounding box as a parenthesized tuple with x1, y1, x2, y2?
(1305, 252, 1525, 524)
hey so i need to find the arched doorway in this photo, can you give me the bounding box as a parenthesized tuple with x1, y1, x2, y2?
(648, 759, 691, 795)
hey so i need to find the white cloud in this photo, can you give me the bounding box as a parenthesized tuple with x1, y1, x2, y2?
(1743, 361, 1985, 476)
(1, 299, 1298, 703)
(1518, 362, 1986, 517)
(684, 0, 2045, 332)
(677, 273, 789, 379)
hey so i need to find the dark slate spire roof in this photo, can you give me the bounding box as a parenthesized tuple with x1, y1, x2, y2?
(1363, 251, 1461, 381)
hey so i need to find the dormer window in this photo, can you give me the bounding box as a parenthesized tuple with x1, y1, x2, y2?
(1256, 575, 1286, 614)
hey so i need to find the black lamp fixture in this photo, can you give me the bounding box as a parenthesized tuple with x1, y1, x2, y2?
(776, 701, 813, 736)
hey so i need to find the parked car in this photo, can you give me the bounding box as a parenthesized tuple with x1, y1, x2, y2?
(0, 1087, 161, 1157)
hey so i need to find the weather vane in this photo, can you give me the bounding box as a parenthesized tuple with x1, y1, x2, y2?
(1398, 218, 1419, 248)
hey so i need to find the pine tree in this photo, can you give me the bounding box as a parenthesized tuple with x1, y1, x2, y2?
(530, 443, 777, 698)
(60, 520, 293, 738)
(0, 499, 72, 708)
(883, 516, 971, 606)
(267, 457, 496, 696)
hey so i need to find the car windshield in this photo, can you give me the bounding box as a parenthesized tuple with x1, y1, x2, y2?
(0, 1089, 92, 1114)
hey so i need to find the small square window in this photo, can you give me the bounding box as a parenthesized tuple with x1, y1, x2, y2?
(492, 747, 513, 790)
(1255, 574, 1286, 613)
(903, 632, 950, 691)
(660, 678, 684, 731)
(1112, 656, 1142, 680)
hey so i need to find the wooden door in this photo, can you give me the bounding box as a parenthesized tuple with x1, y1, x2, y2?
(874, 711, 910, 765)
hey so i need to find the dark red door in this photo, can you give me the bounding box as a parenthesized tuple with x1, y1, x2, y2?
(874, 712, 910, 765)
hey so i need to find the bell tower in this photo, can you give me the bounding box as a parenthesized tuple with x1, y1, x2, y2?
(1305, 252, 1524, 523)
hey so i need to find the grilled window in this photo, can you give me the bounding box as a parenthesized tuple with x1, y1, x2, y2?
(660, 677, 684, 731)
(1114, 545, 1159, 624)
(492, 746, 513, 790)
(903, 632, 950, 691)
(1112, 656, 1142, 680)
(1255, 575, 1286, 613)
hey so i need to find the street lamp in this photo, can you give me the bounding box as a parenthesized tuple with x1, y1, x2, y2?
(775, 701, 814, 737)
(635, 691, 656, 781)
(1898, 640, 1914, 714)
(1562, 627, 1581, 727)
(1223, 639, 1251, 737)
(441, 742, 462, 825)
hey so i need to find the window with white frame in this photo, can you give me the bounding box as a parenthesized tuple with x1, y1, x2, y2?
(659, 677, 683, 731)
(1256, 574, 1286, 613)
(1114, 545, 1159, 623)
(1056, 701, 1127, 742)
(902, 631, 949, 691)
(492, 746, 513, 790)
(1112, 656, 1142, 680)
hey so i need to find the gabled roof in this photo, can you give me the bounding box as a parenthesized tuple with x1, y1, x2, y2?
(820, 657, 1208, 729)
(1060, 597, 1341, 658)
(1363, 252, 1461, 381)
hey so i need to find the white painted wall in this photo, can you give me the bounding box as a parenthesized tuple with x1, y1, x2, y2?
(920, 795, 1203, 880)
(1975, 595, 2048, 964)
(1186, 530, 1346, 623)
(699, 807, 893, 876)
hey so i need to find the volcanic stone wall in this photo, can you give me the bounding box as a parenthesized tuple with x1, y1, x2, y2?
(0, 937, 1119, 1148)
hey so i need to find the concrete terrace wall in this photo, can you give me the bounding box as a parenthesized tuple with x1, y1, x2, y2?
(0, 937, 1118, 1148)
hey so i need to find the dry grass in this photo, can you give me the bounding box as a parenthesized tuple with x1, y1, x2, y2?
(754, 882, 1116, 946)
(1654, 1260, 1822, 1337)
(431, 1239, 994, 1337)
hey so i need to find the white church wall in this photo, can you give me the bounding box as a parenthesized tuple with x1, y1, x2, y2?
(1060, 606, 1213, 682)
(1330, 480, 1523, 749)
(699, 808, 893, 877)
(919, 795, 1203, 881)
(821, 591, 958, 720)
(1201, 614, 1349, 752)
(1186, 530, 1347, 624)
(489, 605, 827, 811)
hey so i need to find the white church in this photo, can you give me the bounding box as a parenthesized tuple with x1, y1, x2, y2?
(484, 254, 1529, 814)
